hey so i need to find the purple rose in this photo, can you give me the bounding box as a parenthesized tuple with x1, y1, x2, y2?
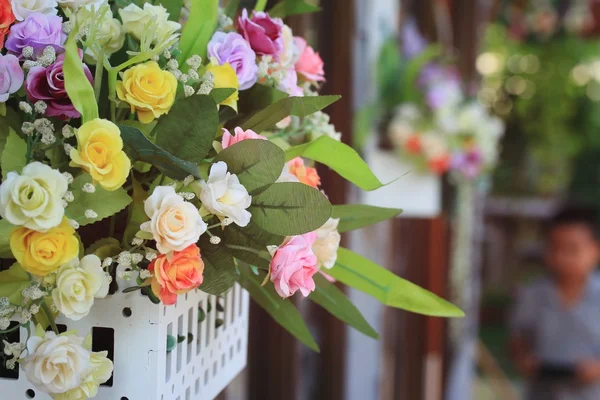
(402, 19, 427, 58)
(5, 13, 66, 57)
(208, 32, 258, 90)
(452, 149, 483, 179)
(0, 54, 24, 102)
(237, 9, 283, 58)
(25, 51, 93, 119)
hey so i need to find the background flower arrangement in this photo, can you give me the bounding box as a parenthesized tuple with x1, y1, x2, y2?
(0, 0, 462, 398)
(358, 22, 504, 182)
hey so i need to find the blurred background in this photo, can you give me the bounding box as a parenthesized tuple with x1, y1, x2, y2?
(220, 0, 600, 399)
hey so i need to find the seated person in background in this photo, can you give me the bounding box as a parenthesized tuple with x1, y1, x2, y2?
(510, 206, 600, 400)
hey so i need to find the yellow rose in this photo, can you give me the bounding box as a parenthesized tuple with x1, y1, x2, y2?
(116, 61, 178, 123)
(206, 61, 239, 111)
(10, 219, 79, 277)
(70, 119, 131, 191)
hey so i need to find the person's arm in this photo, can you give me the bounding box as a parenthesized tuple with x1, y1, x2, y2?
(508, 285, 539, 378)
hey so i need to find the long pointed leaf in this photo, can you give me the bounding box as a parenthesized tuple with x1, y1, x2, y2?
(239, 265, 319, 352)
(332, 204, 402, 233)
(330, 247, 464, 317)
(63, 36, 98, 122)
(120, 125, 202, 180)
(241, 95, 340, 133)
(285, 136, 388, 191)
(178, 0, 218, 63)
(310, 274, 379, 339)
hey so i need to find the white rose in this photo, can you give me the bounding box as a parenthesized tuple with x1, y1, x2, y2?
(11, 0, 58, 21)
(119, 3, 181, 45)
(0, 162, 68, 231)
(312, 218, 341, 269)
(54, 351, 114, 400)
(22, 331, 91, 395)
(52, 255, 109, 321)
(196, 161, 252, 227)
(141, 186, 207, 254)
(56, 0, 104, 11)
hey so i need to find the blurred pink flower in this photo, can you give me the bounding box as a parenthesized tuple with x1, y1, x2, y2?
(294, 37, 325, 83)
(270, 232, 318, 298)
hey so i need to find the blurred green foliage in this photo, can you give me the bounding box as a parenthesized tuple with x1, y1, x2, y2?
(482, 24, 600, 196)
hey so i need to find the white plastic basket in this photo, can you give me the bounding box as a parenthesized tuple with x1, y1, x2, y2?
(0, 284, 249, 400)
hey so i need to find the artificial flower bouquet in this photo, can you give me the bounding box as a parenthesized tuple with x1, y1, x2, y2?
(360, 22, 504, 181)
(0, 0, 462, 398)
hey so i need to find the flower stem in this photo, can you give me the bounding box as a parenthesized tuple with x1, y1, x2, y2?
(94, 51, 105, 102)
(41, 301, 58, 335)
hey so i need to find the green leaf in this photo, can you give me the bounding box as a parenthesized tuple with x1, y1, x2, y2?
(1, 129, 26, 180)
(158, 0, 183, 22)
(223, 221, 283, 269)
(178, 0, 218, 63)
(377, 38, 403, 107)
(254, 0, 267, 11)
(120, 125, 202, 180)
(332, 204, 402, 233)
(329, 248, 464, 317)
(85, 238, 122, 259)
(239, 265, 319, 352)
(0, 108, 21, 158)
(0, 263, 30, 305)
(268, 0, 320, 18)
(238, 84, 288, 115)
(67, 174, 132, 226)
(0, 219, 14, 258)
(154, 95, 218, 163)
(224, 0, 239, 18)
(214, 139, 285, 194)
(63, 35, 98, 122)
(210, 88, 237, 104)
(249, 182, 332, 236)
(241, 95, 341, 133)
(198, 233, 237, 295)
(123, 176, 148, 246)
(285, 136, 388, 191)
(310, 274, 379, 339)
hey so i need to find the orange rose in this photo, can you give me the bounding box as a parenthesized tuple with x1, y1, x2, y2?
(287, 157, 320, 188)
(149, 244, 204, 305)
(404, 135, 422, 154)
(0, 0, 15, 48)
(428, 154, 451, 175)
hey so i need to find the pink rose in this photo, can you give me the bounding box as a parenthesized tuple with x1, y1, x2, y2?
(270, 232, 318, 298)
(237, 9, 283, 57)
(149, 244, 204, 305)
(294, 37, 325, 83)
(221, 126, 267, 149)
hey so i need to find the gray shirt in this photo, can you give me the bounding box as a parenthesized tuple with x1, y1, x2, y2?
(511, 273, 600, 400)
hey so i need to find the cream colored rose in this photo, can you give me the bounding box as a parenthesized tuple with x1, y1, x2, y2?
(22, 331, 91, 395)
(54, 351, 114, 400)
(11, 0, 58, 21)
(312, 218, 341, 269)
(52, 255, 109, 321)
(279, 25, 300, 69)
(119, 3, 181, 45)
(141, 186, 207, 254)
(79, 6, 124, 57)
(194, 161, 252, 227)
(0, 162, 68, 231)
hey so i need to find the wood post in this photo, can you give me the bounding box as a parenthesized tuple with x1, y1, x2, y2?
(381, 217, 449, 400)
